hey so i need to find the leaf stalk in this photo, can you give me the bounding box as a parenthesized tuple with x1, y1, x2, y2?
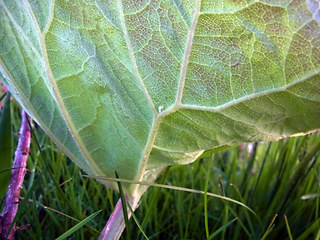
(98, 196, 140, 240)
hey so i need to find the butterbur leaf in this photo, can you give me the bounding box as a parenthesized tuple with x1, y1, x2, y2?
(0, 0, 319, 198)
(0, 93, 12, 199)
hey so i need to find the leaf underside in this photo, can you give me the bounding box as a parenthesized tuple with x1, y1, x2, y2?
(1, 0, 320, 197)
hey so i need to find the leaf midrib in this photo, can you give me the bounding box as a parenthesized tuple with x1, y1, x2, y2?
(132, 0, 202, 196)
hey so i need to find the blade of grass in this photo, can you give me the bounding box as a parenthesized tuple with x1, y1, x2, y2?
(296, 218, 320, 240)
(223, 201, 253, 240)
(26, 117, 99, 236)
(204, 163, 210, 239)
(240, 143, 258, 193)
(115, 171, 130, 240)
(260, 214, 278, 240)
(207, 218, 237, 240)
(219, 178, 232, 240)
(55, 210, 102, 240)
(141, 167, 170, 229)
(0, 91, 7, 102)
(284, 215, 293, 240)
(27, 117, 83, 220)
(315, 226, 320, 240)
(0, 93, 12, 199)
(82, 175, 257, 217)
(127, 201, 149, 240)
(30, 193, 42, 239)
(248, 142, 271, 204)
(0, 167, 24, 175)
(278, 144, 320, 214)
(229, 183, 261, 231)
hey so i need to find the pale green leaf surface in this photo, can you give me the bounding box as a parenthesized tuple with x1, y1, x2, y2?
(0, 0, 319, 197)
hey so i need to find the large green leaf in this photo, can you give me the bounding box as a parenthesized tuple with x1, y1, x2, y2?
(0, 0, 319, 197)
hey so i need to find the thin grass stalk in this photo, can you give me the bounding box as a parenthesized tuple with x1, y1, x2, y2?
(115, 172, 130, 240)
(98, 196, 140, 240)
(0, 110, 31, 240)
(140, 167, 170, 230)
(203, 167, 210, 239)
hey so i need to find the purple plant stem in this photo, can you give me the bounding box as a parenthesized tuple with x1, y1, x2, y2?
(99, 196, 140, 240)
(0, 110, 31, 240)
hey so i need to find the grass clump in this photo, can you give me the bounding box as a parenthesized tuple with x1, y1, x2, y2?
(1, 100, 320, 239)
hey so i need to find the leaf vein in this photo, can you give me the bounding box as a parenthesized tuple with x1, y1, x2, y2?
(179, 68, 320, 112)
(174, 0, 201, 106)
(118, 0, 156, 113)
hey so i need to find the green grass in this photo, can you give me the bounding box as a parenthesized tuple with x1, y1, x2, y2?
(1, 99, 320, 240)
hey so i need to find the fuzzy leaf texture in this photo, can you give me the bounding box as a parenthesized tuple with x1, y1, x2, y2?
(1, 0, 320, 198)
